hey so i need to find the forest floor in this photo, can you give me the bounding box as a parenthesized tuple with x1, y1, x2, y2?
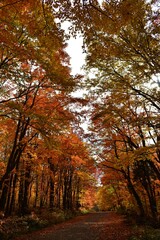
(13, 211, 138, 240)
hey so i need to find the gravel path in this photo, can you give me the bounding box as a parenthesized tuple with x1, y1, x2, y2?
(15, 212, 133, 240)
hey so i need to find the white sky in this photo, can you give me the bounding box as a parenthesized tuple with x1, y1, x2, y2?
(61, 19, 86, 75)
(66, 36, 86, 75)
(64, 25, 89, 132)
(64, 0, 104, 75)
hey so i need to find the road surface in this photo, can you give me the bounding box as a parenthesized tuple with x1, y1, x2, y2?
(15, 212, 133, 240)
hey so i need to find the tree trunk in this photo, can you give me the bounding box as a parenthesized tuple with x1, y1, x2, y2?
(5, 172, 18, 216)
(0, 117, 29, 213)
(123, 169, 145, 218)
(50, 177, 55, 209)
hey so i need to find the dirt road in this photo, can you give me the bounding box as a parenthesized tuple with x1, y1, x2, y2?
(15, 212, 133, 240)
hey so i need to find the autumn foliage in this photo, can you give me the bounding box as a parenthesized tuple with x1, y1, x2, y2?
(55, 0, 160, 223)
(75, 0, 159, 222)
(0, 0, 96, 217)
(0, 0, 160, 227)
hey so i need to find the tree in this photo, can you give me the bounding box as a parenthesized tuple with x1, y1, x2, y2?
(0, 0, 77, 215)
(90, 84, 160, 219)
(55, 0, 159, 221)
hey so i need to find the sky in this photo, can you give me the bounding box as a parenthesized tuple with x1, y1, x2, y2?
(65, 0, 103, 75)
(61, 19, 86, 75)
(66, 36, 86, 75)
(64, 26, 89, 132)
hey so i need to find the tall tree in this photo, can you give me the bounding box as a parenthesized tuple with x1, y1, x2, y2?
(57, 0, 160, 220)
(0, 0, 77, 215)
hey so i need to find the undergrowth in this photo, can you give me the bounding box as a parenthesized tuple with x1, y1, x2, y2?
(0, 209, 80, 240)
(130, 227, 160, 240)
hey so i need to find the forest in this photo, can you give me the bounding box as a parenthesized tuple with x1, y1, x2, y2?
(0, 0, 160, 232)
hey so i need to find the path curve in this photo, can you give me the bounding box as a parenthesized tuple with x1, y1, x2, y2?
(15, 212, 133, 240)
